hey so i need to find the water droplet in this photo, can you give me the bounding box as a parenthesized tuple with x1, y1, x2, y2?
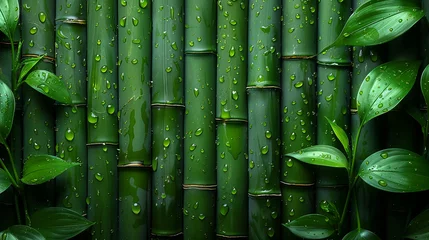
(95, 4, 102, 11)
(65, 128, 74, 141)
(287, 159, 294, 167)
(229, 19, 237, 25)
(165, 67, 172, 73)
(267, 227, 275, 237)
(95, 173, 103, 181)
(101, 65, 108, 73)
(378, 180, 387, 187)
(132, 17, 139, 26)
(171, 42, 178, 50)
(229, 46, 235, 57)
(381, 152, 388, 159)
(38, 12, 46, 23)
(249, 160, 255, 169)
(196, 16, 201, 23)
(222, 164, 228, 172)
(265, 131, 272, 139)
(194, 88, 199, 97)
(190, 143, 197, 151)
(199, 214, 205, 220)
(294, 81, 303, 88)
(327, 73, 335, 81)
(88, 112, 98, 124)
(107, 105, 115, 114)
(261, 146, 269, 155)
(231, 91, 239, 100)
(163, 137, 171, 147)
(161, 193, 167, 199)
(30, 27, 38, 35)
(220, 204, 229, 215)
(132, 203, 141, 214)
(139, 0, 148, 8)
(195, 128, 203, 136)
(231, 187, 237, 195)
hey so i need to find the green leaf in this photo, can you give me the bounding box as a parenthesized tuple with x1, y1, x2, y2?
(0, 0, 20, 40)
(31, 207, 95, 240)
(283, 214, 336, 239)
(0, 225, 45, 240)
(359, 148, 429, 193)
(24, 70, 72, 104)
(421, 64, 429, 108)
(0, 168, 11, 194)
(319, 201, 340, 225)
(343, 228, 381, 240)
(356, 60, 420, 126)
(21, 155, 79, 185)
(285, 145, 348, 171)
(325, 0, 423, 50)
(325, 117, 350, 156)
(0, 79, 15, 145)
(405, 106, 427, 135)
(18, 55, 44, 84)
(404, 209, 429, 239)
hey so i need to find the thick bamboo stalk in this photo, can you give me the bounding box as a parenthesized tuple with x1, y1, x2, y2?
(117, 1, 152, 239)
(21, 0, 56, 214)
(55, 0, 87, 216)
(151, 105, 184, 237)
(316, 2, 351, 238)
(87, 0, 118, 238)
(281, 0, 317, 239)
(216, 121, 248, 238)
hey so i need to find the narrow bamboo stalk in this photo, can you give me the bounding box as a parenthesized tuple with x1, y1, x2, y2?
(55, 0, 87, 216)
(117, 0, 152, 239)
(281, 0, 317, 239)
(87, 0, 118, 238)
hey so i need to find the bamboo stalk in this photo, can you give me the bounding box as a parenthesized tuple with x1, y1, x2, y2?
(87, 0, 118, 238)
(117, 0, 152, 239)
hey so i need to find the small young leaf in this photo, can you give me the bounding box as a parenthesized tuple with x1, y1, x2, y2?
(0, 79, 15, 144)
(0, 168, 12, 194)
(284, 145, 348, 171)
(0, 225, 45, 240)
(24, 70, 72, 104)
(0, 0, 20, 40)
(18, 55, 44, 84)
(343, 228, 381, 240)
(31, 207, 95, 240)
(283, 214, 336, 239)
(21, 155, 79, 185)
(359, 148, 429, 193)
(404, 209, 429, 239)
(357, 60, 420, 126)
(325, 117, 350, 156)
(319, 201, 340, 225)
(325, 0, 423, 50)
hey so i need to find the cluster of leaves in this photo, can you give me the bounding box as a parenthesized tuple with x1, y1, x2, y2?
(284, 0, 429, 239)
(0, 1, 93, 239)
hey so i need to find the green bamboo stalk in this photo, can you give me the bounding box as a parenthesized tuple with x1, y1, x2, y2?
(151, 105, 184, 237)
(151, 1, 185, 238)
(316, 1, 351, 238)
(87, 0, 118, 238)
(247, 88, 281, 239)
(55, 0, 87, 216)
(117, 1, 152, 239)
(21, 0, 56, 214)
(216, 0, 248, 120)
(281, 0, 318, 238)
(216, 121, 248, 238)
(350, 0, 385, 233)
(183, 1, 216, 238)
(183, 54, 217, 239)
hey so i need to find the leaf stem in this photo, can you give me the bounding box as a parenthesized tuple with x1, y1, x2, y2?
(5, 143, 20, 183)
(339, 124, 363, 229)
(14, 193, 22, 224)
(0, 156, 18, 188)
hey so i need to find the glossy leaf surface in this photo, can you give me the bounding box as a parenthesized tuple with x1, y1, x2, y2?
(359, 148, 429, 193)
(0, 0, 19, 39)
(326, 0, 423, 49)
(283, 214, 336, 239)
(0, 79, 15, 144)
(18, 55, 44, 84)
(343, 229, 381, 240)
(285, 145, 348, 171)
(325, 117, 350, 156)
(21, 155, 79, 185)
(31, 207, 94, 240)
(0, 225, 45, 240)
(24, 70, 72, 104)
(405, 209, 429, 239)
(0, 168, 11, 194)
(357, 60, 420, 126)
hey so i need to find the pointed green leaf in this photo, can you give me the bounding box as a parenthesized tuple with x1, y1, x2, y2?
(421, 64, 429, 108)
(326, 0, 423, 50)
(343, 228, 381, 240)
(283, 214, 336, 239)
(24, 70, 72, 104)
(0, 79, 15, 145)
(18, 55, 44, 84)
(0, 168, 11, 194)
(21, 155, 79, 185)
(284, 145, 348, 171)
(0, 0, 20, 40)
(31, 207, 95, 240)
(357, 60, 420, 126)
(405, 209, 429, 239)
(359, 148, 429, 193)
(319, 201, 340, 225)
(0, 225, 45, 240)
(325, 117, 350, 156)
